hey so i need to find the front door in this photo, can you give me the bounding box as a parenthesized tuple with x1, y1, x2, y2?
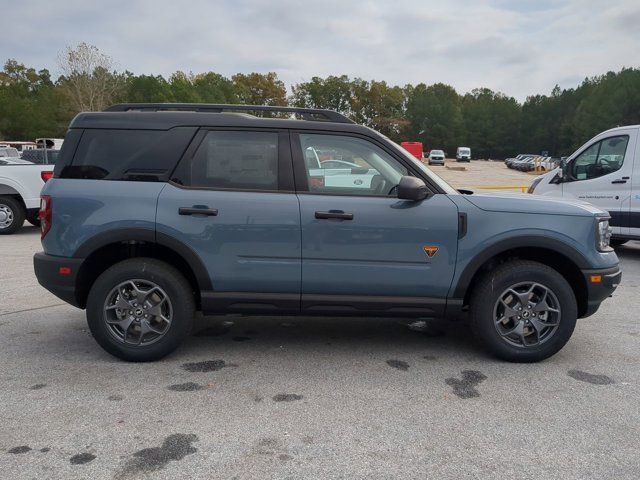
(157, 129, 301, 313)
(292, 131, 459, 316)
(562, 130, 637, 236)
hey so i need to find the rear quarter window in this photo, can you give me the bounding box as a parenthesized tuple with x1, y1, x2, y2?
(59, 127, 197, 181)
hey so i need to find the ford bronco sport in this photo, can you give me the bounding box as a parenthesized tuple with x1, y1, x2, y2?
(33, 103, 621, 362)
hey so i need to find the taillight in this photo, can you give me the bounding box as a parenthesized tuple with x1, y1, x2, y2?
(41, 171, 54, 182)
(39, 195, 52, 239)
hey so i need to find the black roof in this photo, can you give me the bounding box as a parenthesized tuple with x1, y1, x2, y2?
(70, 103, 369, 134)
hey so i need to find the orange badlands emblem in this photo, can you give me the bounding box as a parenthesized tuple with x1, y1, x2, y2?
(423, 246, 439, 258)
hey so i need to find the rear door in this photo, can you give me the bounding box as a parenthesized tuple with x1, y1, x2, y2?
(291, 131, 459, 316)
(157, 129, 301, 313)
(562, 130, 637, 236)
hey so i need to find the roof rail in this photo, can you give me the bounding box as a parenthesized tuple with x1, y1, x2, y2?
(104, 103, 354, 124)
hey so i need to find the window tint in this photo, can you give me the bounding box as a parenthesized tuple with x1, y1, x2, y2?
(571, 135, 628, 181)
(61, 127, 195, 180)
(299, 133, 408, 196)
(173, 131, 278, 190)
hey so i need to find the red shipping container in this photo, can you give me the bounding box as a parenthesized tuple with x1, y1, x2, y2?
(400, 141, 423, 160)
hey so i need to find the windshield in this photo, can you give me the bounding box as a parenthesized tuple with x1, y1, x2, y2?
(431, 150, 444, 155)
(389, 140, 457, 194)
(458, 148, 470, 155)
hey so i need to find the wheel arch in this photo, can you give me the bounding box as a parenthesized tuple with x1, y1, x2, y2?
(73, 229, 212, 309)
(453, 236, 590, 318)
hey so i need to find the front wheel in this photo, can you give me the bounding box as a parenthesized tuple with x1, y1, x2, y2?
(86, 258, 195, 361)
(470, 260, 577, 362)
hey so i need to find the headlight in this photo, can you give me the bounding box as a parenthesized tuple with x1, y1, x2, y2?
(596, 218, 613, 252)
(527, 176, 543, 193)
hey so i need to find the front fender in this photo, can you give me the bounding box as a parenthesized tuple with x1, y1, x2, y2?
(450, 231, 592, 299)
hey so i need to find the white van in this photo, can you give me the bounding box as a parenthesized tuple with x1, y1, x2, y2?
(530, 125, 639, 245)
(456, 147, 471, 162)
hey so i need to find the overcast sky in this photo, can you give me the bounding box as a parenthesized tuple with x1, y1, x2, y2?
(2, 0, 638, 100)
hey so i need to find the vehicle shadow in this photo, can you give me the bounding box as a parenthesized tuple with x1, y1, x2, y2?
(9, 222, 40, 235)
(616, 241, 640, 259)
(179, 314, 484, 361)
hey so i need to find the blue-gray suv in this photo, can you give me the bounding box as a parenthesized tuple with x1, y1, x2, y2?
(33, 103, 621, 362)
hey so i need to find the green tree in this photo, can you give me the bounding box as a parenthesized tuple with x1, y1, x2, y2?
(232, 72, 287, 106)
(404, 82, 463, 153)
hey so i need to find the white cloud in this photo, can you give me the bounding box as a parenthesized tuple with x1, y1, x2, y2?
(0, 0, 638, 100)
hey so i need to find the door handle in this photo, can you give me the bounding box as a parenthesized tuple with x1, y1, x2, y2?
(178, 207, 218, 216)
(315, 210, 354, 220)
(611, 179, 627, 184)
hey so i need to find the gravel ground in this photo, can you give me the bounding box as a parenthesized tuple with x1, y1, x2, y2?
(428, 159, 535, 192)
(0, 225, 639, 479)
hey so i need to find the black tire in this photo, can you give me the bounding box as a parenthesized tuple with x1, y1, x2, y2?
(469, 260, 577, 363)
(86, 258, 195, 362)
(0, 196, 25, 235)
(26, 210, 41, 227)
(610, 239, 628, 248)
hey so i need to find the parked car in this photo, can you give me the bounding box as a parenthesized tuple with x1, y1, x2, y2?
(530, 125, 640, 246)
(506, 154, 534, 169)
(456, 147, 471, 162)
(34, 103, 620, 363)
(0, 162, 53, 234)
(428, 150, 445, 166)
(20, 148, 60, 165)
(0, 147, 21, 159)
(0, 158, 34, 165)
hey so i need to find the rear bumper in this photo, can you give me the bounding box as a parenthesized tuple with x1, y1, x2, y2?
(33, 252, 84, 308)
(581, 265, 621, 317)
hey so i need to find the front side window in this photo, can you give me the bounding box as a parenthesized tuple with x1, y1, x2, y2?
(299, 133, 408, 196)
(174, 131, 278, 190)
(571, 135, 628, 181)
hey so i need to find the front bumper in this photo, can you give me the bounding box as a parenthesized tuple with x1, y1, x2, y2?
(581, 265, 621, 317)
(33, 252, 84, 308)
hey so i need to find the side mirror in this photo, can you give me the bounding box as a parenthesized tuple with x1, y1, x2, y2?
(550, 158, 569, 184)
(397, 176, 429, 201)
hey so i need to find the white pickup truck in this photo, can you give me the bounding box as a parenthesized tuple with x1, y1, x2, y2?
(0, 161, 54, 234)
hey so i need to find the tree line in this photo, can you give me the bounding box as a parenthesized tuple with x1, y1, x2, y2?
(2, 43, 639, 159)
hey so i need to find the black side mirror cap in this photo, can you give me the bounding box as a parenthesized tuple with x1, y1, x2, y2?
(397, 176, 429, 201)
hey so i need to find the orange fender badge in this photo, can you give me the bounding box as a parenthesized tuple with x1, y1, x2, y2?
(423, 246, 439, 258)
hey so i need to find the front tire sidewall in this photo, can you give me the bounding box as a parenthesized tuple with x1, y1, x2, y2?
(472, 264, 577, 362)
(86, 259, 194, 362)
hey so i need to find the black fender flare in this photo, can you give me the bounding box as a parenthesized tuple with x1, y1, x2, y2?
(451, 234, 590, 299)
(73, 228, 213, 291)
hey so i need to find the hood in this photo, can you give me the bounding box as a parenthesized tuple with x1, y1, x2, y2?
(464, 191, 606, 217)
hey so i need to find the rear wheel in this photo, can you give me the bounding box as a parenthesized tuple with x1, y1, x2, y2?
(26, 210, 40, 227)
(470, 260, 577, 362)
(86, 258, 195, 362)
(0, 196, 25, 235)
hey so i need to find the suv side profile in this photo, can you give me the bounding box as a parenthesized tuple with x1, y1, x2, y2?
(34, 104, 621, 362)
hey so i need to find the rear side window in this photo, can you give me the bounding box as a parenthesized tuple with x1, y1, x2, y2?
(172, 131, 278, 190)
(60, 127, 196, 180)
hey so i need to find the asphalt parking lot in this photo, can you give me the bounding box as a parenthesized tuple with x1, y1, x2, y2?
(1, 225, 639, 480)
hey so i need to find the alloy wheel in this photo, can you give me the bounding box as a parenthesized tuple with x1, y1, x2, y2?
(103, 279, 173, 346)
(493, 282, 561, 348)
